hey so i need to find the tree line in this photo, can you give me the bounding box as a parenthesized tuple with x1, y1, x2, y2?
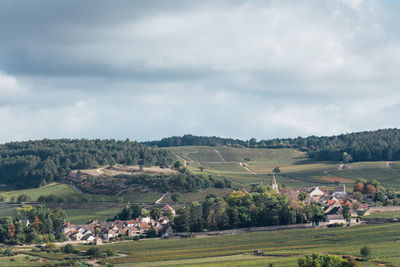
(174, 186, 324, 232)
(143, 129, 400, 162)
(0, 139, 175, 188)
(0, 205, 67, 245)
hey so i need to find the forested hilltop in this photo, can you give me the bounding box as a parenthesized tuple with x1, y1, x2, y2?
(0, 139, 175, 188)
(145, 128, 400, 162)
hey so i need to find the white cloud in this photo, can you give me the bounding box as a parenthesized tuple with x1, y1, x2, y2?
(0, 71, 29, 101)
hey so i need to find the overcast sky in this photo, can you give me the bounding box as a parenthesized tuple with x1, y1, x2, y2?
(1, 0, 400, 143)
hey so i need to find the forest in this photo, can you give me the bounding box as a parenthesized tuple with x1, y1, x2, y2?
(0, 139, 175, 188)
(144, 129, 400, 162)
(66, 169, 232, 195)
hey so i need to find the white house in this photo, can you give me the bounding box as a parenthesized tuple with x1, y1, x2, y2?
(309, 186, 325, 199)
(326, 214, 346, 224)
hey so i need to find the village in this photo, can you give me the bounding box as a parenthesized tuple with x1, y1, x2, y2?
(42, 177, 386, 246)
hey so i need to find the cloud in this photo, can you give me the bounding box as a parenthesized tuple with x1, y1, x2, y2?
(0, 0, 399, 142)
(0, 71, 29, 102)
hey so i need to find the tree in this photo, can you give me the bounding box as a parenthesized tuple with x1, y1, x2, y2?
(171, 192, 182, 203)
(173, 161, 183, 169)
(7, 224, 15, 239)
(63, 244, 74, 253)
(147, 226, 157, 238)
(342, 204, 351, 220)
(32, 216, 43, 234)
(298, 254, 359, 267)
(373, 191, 386, 203)
(272, 167, 281, 174)
(45, 242, 57, 252)
(150, 208, 162, 220)
(343, 152, 353, 163)
(365, 184, 376, 195)
(303, 203, 324, 223)
(360, 246, 371, 257)
(87, 247, 102, 258)
(105, 249, 116, 257)
(354, 191, 363, 203)
(353, 183, 364, 193)
(298, 192, 308, 201)
(17, 194, 30, 203)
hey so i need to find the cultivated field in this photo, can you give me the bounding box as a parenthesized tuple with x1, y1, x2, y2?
(83, 222, 400, 266)
(163, 146, 400, 190)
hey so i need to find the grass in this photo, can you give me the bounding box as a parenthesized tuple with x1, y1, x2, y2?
(83, 222, 400, 266)
(0, 183, 81, 201)
(363, 211, 400, 219)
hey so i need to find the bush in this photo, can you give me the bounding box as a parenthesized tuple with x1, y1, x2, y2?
(105, 249, 116, 257)
(63, 244, 74, 253)
(87, 246, 102, 258)
(360, 246, 371, 257)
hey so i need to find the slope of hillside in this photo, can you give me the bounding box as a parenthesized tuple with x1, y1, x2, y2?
(164, 146, 400, 190)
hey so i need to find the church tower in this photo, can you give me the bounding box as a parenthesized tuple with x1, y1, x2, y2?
(272, 174, 279, 193)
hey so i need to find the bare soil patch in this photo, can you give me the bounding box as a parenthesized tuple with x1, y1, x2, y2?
(319, 176, 353, 183)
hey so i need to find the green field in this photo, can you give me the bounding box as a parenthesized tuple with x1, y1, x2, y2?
(64, 208, 121, 224)
(0, 206, 121, 224)
(79, 222, 400, 266)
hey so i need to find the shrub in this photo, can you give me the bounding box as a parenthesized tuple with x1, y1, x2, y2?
(63, 244, 74, 253)
(360, 246, 371, 257)
(87, 246, 102, 258)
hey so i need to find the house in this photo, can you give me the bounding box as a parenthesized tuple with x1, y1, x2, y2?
(92, 237, 103, 245)
(19, 219, 30, 227)
(138, 222, 150, 234)
(102, 228, 118, 241)
(324, 203, 341, 215)
(81, 234, 95, 243)
(70, 231, 84, 241)
(333, 185, 346, 197)
(158, 216, 170, 225)
(326, 214, 346, 224)
(127, 227, 140, 237)
(309, 187, 325, 199)
(161, 205, 176, 216)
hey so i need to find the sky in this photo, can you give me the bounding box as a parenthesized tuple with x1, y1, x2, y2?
(1, 0, 400, 143)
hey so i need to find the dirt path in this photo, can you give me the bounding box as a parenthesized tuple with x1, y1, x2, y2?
(155, 193, 167, 204)
(96, 167, 105, 174)
(175, 155, 189, 167)
(214, 149, 226, 162)
(239, 162, 258, 174)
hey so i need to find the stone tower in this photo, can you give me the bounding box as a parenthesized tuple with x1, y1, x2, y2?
(272, 174, 279, 193)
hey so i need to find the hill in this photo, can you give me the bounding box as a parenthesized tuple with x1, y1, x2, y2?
(162, 146, 400, 190)
(0, 139, 175, 188)
(146, 128, 400, 162)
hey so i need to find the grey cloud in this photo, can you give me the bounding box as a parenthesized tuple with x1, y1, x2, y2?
(0, 0, 400, 143)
